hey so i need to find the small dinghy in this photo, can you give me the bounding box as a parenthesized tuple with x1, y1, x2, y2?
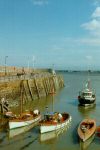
(77, 118, 96, 142)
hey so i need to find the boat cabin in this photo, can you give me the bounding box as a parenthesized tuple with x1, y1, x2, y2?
(44, 112, 63, 123)
(79, 88, 95, 97)
(44, 112, 55, 121)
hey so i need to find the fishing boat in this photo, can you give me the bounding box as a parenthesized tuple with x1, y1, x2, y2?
(77, 118, 96, 142)
(8, 110, 41, 130)
(40, 111, 72, 134)
(40, 88, 72, 134)
(8, 118, 40, 138)
(5, 82, 41, 130)
(40, 124, 70, 142)
(78, 80, 96, 106)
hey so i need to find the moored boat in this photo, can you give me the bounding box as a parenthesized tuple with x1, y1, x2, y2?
(95, 126, 100, 137)
(77, 118, 96, 142)
(78, 80, 96, 106)
(40, 124, 70, 142)
(8, 110, 41, 130)
(5, 81, 41, 130)
(40, 112, 72, 134)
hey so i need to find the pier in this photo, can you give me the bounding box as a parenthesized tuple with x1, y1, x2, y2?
(0, 68, 64, 103)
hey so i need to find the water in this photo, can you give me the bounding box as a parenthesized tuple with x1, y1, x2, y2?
(0, 72, 100, 150)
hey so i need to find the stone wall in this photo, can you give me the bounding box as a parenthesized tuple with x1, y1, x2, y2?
(0, 73, 64, 103)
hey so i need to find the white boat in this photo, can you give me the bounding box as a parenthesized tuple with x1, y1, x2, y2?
(40, 124, 70, 142)
(40, 88, 72, 134)
(40, 112, 72, 133)
(78, 80, 96, 106)
(5, 81, 41, 130)
(9, 112, 41, 129)
(9, 119, 40, 138)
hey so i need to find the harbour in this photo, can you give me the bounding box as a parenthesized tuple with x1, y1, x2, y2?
(1, 0, 100, 149)
(0, 71, 100, 150)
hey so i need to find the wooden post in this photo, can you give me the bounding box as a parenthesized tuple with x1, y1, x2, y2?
(20, 81, 23, 116)
(26, 80, 34, 101)
(45, 78, 49, 95)
(0, 103, 4, 114)
(42, 78, 48, 96)
(23, 81, 28, 103)
(34, 78, 40, 99)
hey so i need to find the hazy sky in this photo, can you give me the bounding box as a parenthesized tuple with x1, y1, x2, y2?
(0, 0, 100, 70)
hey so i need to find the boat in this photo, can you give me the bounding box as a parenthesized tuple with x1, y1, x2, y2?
(77, 118, 96, 142)
(40, 87, 72, 134)
(80, 133, 95, 150)
(95, 126, 100, 138)
(78, 80, 96, 106)
(8, 110, 41, 130)
(39, 124, 70, 142)
(40, 111, 72, 134)
(5, 81, 41, 130)
(8, 120, 39, 138)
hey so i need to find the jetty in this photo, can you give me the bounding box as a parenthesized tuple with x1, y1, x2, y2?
(0, 66, 64, 104)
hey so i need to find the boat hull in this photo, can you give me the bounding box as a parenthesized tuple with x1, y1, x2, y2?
(80, 132, 95, 149)
(40, 115, 72, 134)
(78, 119, 96, 142)
(78, 98, 96, 106)
(9, 114, 41, 130)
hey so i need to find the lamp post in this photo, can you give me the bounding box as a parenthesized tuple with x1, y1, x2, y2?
(5, 56, 8, 76)
(32, 55, 36, 71)
(27, 60, 30, 74)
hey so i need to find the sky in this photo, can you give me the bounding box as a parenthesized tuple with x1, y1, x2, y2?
(0, 0, 100, 70)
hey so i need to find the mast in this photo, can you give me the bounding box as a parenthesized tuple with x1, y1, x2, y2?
(52, 88, 54, 112)
(20, 81, 24, 116)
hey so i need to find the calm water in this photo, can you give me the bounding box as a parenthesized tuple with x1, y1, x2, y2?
(0, 72, 100, 150)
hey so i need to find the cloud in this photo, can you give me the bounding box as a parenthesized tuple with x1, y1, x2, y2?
(75, 37, 100, 46)
(53, 36, 100, 49)
(62, 36, 100, 46)
(82, 19, 100, 31)
(80, 1, 100, 46)
(31, 0, 48, 6)
(81, 6, 100, 36)
(93, 0, 100, 6)
(86, 55, 93, 60)
(92, 6, 100, 17)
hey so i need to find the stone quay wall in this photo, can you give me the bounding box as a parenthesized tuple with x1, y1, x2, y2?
(0, 70, 64, 103)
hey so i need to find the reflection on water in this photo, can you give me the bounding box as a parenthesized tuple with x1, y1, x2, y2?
(78, 104, 96, 118)
(80, 133, 95, 150)
(0, 116, 8, 131)
(39, 122, 71, 143)
(0, 131, 7, 144)
(8, 121, 39, 139)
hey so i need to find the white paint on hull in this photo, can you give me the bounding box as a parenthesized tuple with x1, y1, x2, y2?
(40, 116, 72, 133)
(9, 115, 41, 129)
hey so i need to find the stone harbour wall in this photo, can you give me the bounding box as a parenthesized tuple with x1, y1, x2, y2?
(0, 73, 64, 103)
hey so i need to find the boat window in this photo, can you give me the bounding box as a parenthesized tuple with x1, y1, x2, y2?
(83, 93, 92, 96)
